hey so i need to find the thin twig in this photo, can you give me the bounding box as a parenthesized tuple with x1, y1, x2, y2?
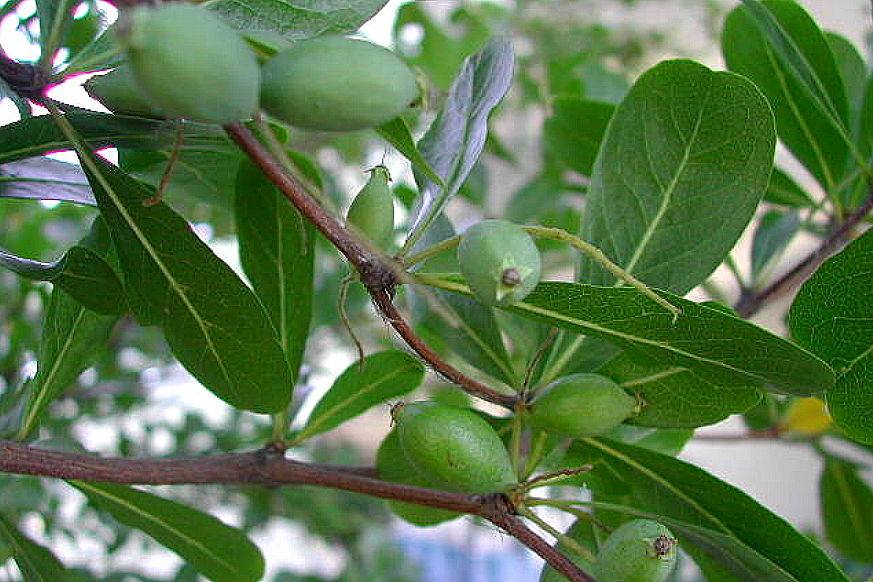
(735, 189, 873, 317)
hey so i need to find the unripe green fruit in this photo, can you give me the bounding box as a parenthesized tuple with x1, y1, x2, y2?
(594, 519, 677, 582)
(375, 429, 459, 526)
(530, 373, 637, 438)
(120, 5, 259, 124)
(393, 401, 517, 494)
(260, 36, 419, 131)
(84, 65, 162, 118)
(458, 220, 542, 307)
(346, 166, 394, 246)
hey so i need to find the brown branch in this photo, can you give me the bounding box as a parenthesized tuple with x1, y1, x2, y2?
(225, 123, 518, 410)
(0, 442, 592, 582)
(735, 190, 873, 318)
(0, 50, 47, 99)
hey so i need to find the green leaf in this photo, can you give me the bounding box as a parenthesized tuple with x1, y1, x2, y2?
(825, 33, 866, 121)
(0, 158, 94, 205)
(295, 350, 423, 441)
(0, 515, 70, 581)
(375, 118, 445, 189)
(543, 97, 614, 177)
(18, 289, 117, 439)
(203, 0, 388, 41)
(579, 59, 775, 295)
(0, 110, 226, 168)
(750, 209, 800, 282)
(539, 519, 597, 581)
(820, 456, 873, 563)
(35, 0, 74, 66)
(0, 245, 123, 316)
(71, 481, 264, 582)
(599, 353, 761, 428)
(603, 425, 693, 456)
(234, 159, 314, 381)
(723, 0, 851, 193)
(789, 229, 873, 443)
(573, 438, 850, 582)
(80, 153, 292, 414)
(404, 37, 514, 252)
(430, 277, 834, 395)
(63, 25, 123, 75)
(763, 167, 815, 208)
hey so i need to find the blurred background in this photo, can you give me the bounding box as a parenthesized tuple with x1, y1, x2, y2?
(0, 0, 871, 580)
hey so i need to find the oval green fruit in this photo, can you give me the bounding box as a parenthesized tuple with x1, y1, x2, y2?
(260, 36, 419, 131)
(346, 166, 394, 246)
(394, 401, 517, 494)
(84, 65, 162, 118)
(121, 4, 259, 124)
(530, 373, 637, 438)
(594, 519, 677, 582)
(375, 429, 459, 526)
(458, 220, 542, 307)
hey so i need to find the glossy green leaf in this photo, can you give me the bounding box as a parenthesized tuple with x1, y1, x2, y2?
(599, 353, 761, 428)
(820, 456, 873, 563)
(825, 33, 866, 120)
(295, 350, 424, 441)
(235, 159, 314, 381)
(750, 209, 800, 282)
(579, 59, 775, 294)
(789, 229, 873, 443)
(404, 37, 514, 252)
(204, 0, 388, 41)
(431, 277, 834, 395)
(0, 158, 94, 205)
(573, 438, 850, 582)
(80, 153, 292, 413)
(0, 515, 70, 581)
(0, 110, 226, 168)
(375, 117, 445, 189)
(543, 97, 613, 177)
(72, 481, 264, 582)
(763, 167, 815, 208)
(723, 0, 850, 193)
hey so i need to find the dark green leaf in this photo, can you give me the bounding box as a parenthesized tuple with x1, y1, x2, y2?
(235, 159, 314, 381)
(820, 456, 873, 562)
(432, 278, 834, 394)
(789, 229, 873, 443)
(603, 425, 693, 456)
(405, 37, 514, 251)
(204, 0, 388, 41)
(763, 167, 815, 208)
(543, 97, 613, 177)
(80, 153, 292, 413)
(825, 33, 866, 121)
(599, 353, 761, 428)
(72, 481, 264, 582)
(750, 209, 800, 282)
(375, 118, 445, 188)
(724, 0, 850, 193)
(0, 158, 94, 205)
(296, 350, 424, 441)
(63, 23, 122, 75)
(0, 515, 70, 581)
(579, 59, 775, 294)
(573, 438, 850, 582)
(35, 0, 73, 64)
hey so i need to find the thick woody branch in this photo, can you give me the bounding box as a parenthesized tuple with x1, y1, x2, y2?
(0, 442, 592, 582)
(735, 190, 873, 318)
(225, 123, 518, 410)
(0, 50, 47, 99)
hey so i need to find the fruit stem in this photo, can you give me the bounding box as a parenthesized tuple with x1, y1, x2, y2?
(516, 506, 598, 564)
(523, 225, 681, 321)
(402, 235, 461, 268)
(510, 409, 524, 479)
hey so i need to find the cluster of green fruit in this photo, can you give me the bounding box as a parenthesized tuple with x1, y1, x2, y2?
(85, 4, 420, 129)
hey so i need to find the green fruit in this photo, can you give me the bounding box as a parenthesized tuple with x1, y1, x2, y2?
(458, 220, 541, 307)
(375, 429, 459, 526)
(260, 36, 419, 131)
(530, 374, 637, 438)
(393, 401, 517, 494)
(346, 166, 394, 246)
(121, 5, 259, 124)
(84, 65, 162, 118)
(594, 519, 677, 582)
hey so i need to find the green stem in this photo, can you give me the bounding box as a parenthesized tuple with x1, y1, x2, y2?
(39, 0, 73, 73)
(517, 506, 598, 564)
(523, 430, 550, 479)
(402, 235, 461, 267)
(510, 410, 523, 480)
(271, 410, 289, 443)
